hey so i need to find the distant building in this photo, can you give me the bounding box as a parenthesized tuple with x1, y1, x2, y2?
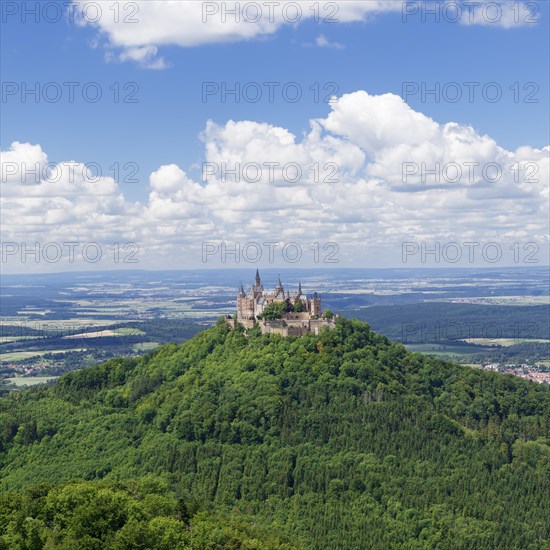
(483, 363, 500, 371)
(520, 372, 550, 384)
(227, 270, 336, 336)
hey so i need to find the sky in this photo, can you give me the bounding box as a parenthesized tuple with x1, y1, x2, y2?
(1, 0, 549, 273)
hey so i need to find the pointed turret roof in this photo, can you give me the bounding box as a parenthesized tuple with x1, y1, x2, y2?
(239, 283, 246, 297)
(276, 274, 283, 289)
(254, 269, 262, 289)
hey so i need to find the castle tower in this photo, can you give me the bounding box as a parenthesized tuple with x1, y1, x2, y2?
(256, 269, 264, 290)
(237, 282, 253, 320)
(296, 281, 302, 298)
(250, 269, 264, 299)
(274, 274, 284, 298)
(310, 291, 321, 317)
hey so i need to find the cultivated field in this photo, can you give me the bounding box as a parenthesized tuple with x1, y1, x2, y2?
(459, 338, 550, 347)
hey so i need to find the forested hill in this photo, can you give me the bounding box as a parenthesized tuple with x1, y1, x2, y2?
(1, 318, 549, 549)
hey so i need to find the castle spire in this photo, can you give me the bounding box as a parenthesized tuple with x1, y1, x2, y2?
(272, 274, 284, 297)
(239, 283, 246, 297)
(297, 281, 302, 296)
(255, 269, 261, 288)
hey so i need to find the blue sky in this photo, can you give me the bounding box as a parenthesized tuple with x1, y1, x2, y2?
(1, 1, 549, 271)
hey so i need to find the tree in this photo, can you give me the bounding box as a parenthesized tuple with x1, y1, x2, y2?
(258, 301, 290, 320)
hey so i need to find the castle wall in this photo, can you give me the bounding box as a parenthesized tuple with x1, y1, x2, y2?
(283, 312, 314, 321)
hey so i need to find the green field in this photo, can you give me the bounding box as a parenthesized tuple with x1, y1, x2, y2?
(0, 349, 87, 362)
(132, 342, 160, 352)
(0, 336, 42, 343)
(459, 338, 550, 347)
(116, 327, 145, 336)
(405, 343, 495, 357)
(63, 327, 145, 339)
(5, 376, 59, 387)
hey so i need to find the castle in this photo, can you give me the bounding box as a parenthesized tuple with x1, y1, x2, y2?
(227, 270, 337, 336)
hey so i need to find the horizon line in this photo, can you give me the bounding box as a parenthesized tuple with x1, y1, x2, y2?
(1, 265, 550, 278)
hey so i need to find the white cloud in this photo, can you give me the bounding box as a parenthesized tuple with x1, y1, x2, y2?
(458, 0, 540, 28)
(314, 35, 345, 49)
(117, 45, 169, 69)
(321, 92, 440, 153)
(2, 91, 548, 271)
(70, 1, 534, 66)
(0, 142, 136, 246)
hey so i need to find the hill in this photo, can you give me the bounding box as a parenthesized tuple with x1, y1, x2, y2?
(351, 303, 550, 342)
(1, 318, 549, 549)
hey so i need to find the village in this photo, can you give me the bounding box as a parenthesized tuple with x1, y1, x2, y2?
(481, 362, 550, 384)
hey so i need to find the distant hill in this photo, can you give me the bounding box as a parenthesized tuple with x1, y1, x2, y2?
(351, 303, 550, 342)
(1, 318, 549, 548)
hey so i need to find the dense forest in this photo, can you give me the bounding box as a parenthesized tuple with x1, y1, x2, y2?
(352, 303, 550, 342)
(0, 478, 298, 549)
(467, 341, 550, 366)
(1, 318, 549, 548)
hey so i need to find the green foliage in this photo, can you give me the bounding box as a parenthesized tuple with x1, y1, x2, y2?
(322, 309, 333, 319)
(0, 478, 298, 549)
(1, 318, 549, 549)
(259, 301, 291, 320)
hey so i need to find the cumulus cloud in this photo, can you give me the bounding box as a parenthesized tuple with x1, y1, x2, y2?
(70, 1, 535, 66)
(2, 92, 548, 270)
(1, 142, 138, 247)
